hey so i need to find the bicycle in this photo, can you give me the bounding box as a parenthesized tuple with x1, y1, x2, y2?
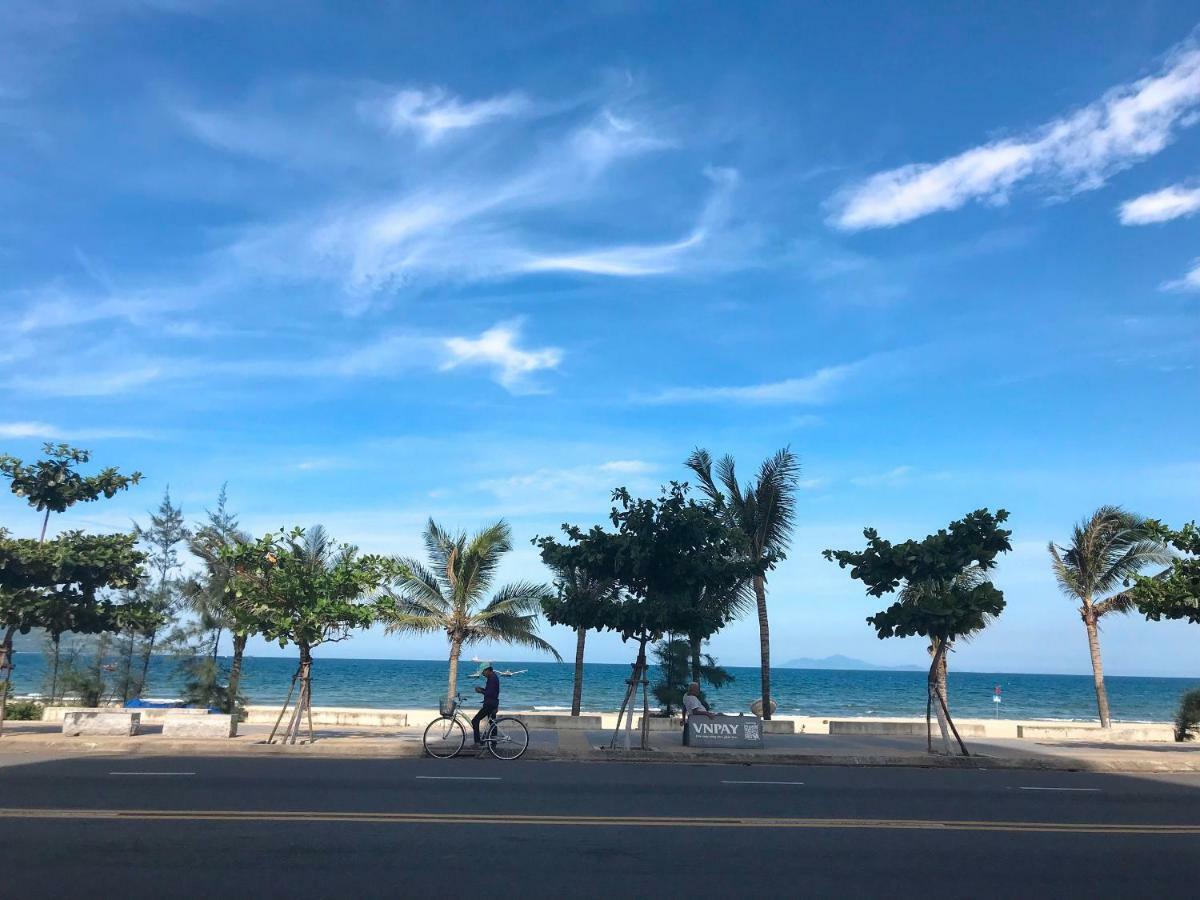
(422, 695, 530, 760)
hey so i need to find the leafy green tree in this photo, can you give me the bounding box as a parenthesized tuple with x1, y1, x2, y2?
(380, 519, 560, 700)
(1132, 521, 1200, 626)
(0, 443, 142, 541)
(1048, 507, 1171, 728)
(0, 444, 141, 716)
(223, 526, 396, 744)
(651, 636, 733, 716)
(0, 530, 145, 730)
(685, 448, 800, 721)
(540, 561, 617, 716)
(824, 509, 1012, 755)
(536, 484, 760, 748)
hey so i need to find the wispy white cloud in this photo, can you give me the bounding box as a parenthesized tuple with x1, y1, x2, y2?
(0, 421, 158, 440)
(385, 87, 531, 143)
(1163, 257, 1200, 292)
(524, 167, 737, 276)
(849, 465, 915, 487)
(643, 358, 869, 405)
(1119, 182, 1200, 224)
(830, 39, 1200, 230)
(440, 323, 563, 393)
(478, 459, 657, 503)
(204, 84, 729, 308)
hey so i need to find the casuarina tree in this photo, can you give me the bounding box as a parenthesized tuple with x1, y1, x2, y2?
(379, 519, 560, 701)
(824, 509, 1012, 755)
(686, 448, 799, 720)
(1048, 507, 1170, 728)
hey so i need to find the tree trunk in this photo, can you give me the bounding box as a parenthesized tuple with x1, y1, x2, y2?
(690, 634, 702, 685)
(0, 625, 15, 736)
(39, 508, 50, 543)
(1083, 605, 1112, 728)
(136, 626, 158, 700)
(227, 633, 247, 717)
(120, 631, 136, 704)
(211, 626, 223, 664)
(753, 574, 772, 720)
(571, 627, 586, 717)
(50, 634, 61, 702)
(447, 639, 462, 701)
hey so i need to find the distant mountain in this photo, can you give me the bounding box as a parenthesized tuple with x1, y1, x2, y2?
(779, 654, 923, 672)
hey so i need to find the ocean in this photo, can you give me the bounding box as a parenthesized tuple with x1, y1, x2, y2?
(6, 652, 1196, 722)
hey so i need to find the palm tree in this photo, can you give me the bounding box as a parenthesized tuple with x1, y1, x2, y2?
(1048, 506, 1171, 728)
(543, 562, 616, 716)
(685, 447, 800, 720)
(381, 519, 561, 699)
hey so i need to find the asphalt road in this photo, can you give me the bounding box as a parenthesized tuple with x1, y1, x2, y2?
(2, 752, 1198, 898)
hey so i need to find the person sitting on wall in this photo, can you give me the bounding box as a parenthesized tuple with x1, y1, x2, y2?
(682, 682, 715, 721)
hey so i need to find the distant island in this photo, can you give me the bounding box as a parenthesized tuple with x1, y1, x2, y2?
(780, 654, 923, 672)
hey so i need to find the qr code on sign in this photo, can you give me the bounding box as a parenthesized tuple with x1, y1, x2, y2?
(744, 723, 760, 741)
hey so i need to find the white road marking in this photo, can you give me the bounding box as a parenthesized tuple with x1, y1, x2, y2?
(415, 776, 501, 781)
(721, 780, 805, 786)
(108, 772, 196, 777)
(1018, 786, 1101, 792)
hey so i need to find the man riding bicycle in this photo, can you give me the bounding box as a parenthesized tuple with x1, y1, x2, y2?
(472, 664, 501, 746)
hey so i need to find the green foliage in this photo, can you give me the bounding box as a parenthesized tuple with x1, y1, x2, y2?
(1133, 522, 1200, 625)
(0, 443, 141, 516)
(223, 526, 396, 651)
(380, 519, 560, 658)
(2, 697, 42, 720)
(824, 509, 1012, 642)
(650, 637, 732, 715)
(1175, 688, 1200, 742)
(0, 529, 147, 639)
(535, 484, 760, 642)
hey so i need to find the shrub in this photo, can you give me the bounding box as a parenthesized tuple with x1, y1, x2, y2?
(4, 699, 44, 721)
(1176, 689, 1200, 742)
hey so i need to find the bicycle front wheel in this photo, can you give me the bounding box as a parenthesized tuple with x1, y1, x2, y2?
(487, 717, 529, 760)
(423, 716, 465, 759)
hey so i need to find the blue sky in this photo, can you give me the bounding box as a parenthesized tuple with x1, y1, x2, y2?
(2, 1, 1198, 676)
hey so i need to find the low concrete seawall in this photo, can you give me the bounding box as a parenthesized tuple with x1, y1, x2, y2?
(1017, 724, 1177, 743)
(242, 706, 410, 728)
(43, 707, 208, 723)
(830, 720, 988, 738)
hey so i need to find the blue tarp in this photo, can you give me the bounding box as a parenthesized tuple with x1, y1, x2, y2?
(124, 699, 186, 709)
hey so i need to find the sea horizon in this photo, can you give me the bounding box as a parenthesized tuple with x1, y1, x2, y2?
(9, 653, 1197, 723)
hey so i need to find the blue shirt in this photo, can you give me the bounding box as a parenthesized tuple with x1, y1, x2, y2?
(482, 672, 500, 704)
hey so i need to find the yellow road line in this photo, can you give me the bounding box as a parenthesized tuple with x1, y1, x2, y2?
(0, 808, 1197, 834)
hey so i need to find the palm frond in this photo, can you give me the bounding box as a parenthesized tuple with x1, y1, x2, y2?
(389, 558, 452, 614)
(1093, 592, 1137, 619)
(456, 520, 512, 601)
(684, 448, 725, 508)
(467, 616, 563, 662)
(752, 446, 800, 554)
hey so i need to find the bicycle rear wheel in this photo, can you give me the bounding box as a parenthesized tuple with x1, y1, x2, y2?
(487, 717, 529, 760)
(423, 716, 465, 759)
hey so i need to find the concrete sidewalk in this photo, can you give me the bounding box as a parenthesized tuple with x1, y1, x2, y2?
(3, 719, 1199, 773)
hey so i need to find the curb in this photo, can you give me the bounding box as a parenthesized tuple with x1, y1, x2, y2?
(3, 735, 1199, 773)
